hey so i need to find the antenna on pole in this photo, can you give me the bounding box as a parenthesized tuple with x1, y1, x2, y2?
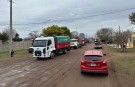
(76, 27, 78, 36)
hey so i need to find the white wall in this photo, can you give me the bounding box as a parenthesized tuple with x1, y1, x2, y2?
(0, 41, 32, 52)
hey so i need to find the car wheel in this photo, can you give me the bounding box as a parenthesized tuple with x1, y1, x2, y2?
(74, 46, 77, 49)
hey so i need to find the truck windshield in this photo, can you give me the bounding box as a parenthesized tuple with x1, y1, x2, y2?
(70, 40, 77, 42)
(33, 40, 47, 47)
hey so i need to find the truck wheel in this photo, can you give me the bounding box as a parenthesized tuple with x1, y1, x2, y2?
(67, 48, 70, 51)
(50, 52, 55, 59)
(74, 46, 78, 49)
(63, 49, 67, 54)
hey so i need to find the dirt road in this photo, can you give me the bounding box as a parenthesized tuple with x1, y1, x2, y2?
(0, 44, 120, 87)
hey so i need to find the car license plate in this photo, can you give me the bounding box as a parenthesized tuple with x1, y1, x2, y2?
(90, 64, 96, 66)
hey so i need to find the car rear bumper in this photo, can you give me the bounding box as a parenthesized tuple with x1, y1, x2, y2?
(81, 69, 108, 74)
(81, 66, 108, 74)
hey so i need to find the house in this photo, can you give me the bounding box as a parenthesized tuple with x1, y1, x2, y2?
(127, 32, 135, 48)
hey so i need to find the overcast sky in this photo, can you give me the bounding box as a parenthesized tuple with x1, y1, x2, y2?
(0, 0, 135, 38)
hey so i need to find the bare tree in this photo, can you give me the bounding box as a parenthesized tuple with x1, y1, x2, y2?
(96, 28, 114, 43)
(4, 26, 16, 38)
(79, 33, 85, 39)
(71, 31, 79, 38)
(114, 29, 131, 52)
(29, 31, 39, 39)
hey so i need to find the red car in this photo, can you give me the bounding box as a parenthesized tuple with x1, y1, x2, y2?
(80, 50, 108, 75)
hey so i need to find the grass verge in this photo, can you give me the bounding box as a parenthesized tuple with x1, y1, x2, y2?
(0, 49, 29, 60)
(106, 45, 135, 53)
(114, 57, 135, 87)
(105, 45, 135, 87)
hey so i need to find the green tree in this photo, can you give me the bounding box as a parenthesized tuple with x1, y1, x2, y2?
(42, 25, 71, 36)
(129, 12, 135, 25)
(60, 26, 71, 37)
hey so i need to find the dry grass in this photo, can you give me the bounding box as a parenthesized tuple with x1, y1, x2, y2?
(104, 45, 135, 87)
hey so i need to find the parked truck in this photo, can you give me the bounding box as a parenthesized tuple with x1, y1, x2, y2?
(70, 38, 84, 49)
(70, 38, 79, 49)
(32, 36, 70, 59)
(78, 38, 83, 47)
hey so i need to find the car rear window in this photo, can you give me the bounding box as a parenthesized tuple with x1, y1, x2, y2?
(84, 55, 102, 61)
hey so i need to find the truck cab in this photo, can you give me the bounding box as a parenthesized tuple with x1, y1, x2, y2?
(32, 37, 55, 59)
(70, 39, 79, 49)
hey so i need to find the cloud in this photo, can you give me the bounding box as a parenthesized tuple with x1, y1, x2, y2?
(0, 0, 135, 38)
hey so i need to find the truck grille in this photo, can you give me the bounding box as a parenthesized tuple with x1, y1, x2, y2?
(70, 42, 75, 45)
(35, 51, 41, 56)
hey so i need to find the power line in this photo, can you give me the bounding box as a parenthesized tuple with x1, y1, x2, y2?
(121, 24, 132, 29)
(1, 7, 135, 26)
(15, 28, 37, 32)
(50, 7, 135, 22)
(31, 7, 135, 22)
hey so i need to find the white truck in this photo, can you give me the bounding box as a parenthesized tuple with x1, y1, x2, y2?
(70, 39, 79, 49)
(31, 36, 70, 59)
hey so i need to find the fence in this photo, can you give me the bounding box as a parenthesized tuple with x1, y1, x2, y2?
(0, 41, 32, 53)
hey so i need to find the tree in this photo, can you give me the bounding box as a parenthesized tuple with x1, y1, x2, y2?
(29, 31, 39, 39)
(60, 26, 71, 37)
(0, 32, 2, 40)
(71, 31, 79, 38)
(113, 29, 131, 52)
(79, 33, 85, 39)
(4, 27, 16, 38)
(96, 28, 114, 43)
(1, 32, 9, 43)
(13, 33, 23, 42)
(129, 12, 135, 25)
(42, 25, 71, 36)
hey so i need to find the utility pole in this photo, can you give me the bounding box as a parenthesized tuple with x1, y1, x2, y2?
(9, 0, 13, 54)
(76, 27, 78, 37)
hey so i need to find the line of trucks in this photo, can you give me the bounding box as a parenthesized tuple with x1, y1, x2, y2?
(28, 36, 86, 59)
